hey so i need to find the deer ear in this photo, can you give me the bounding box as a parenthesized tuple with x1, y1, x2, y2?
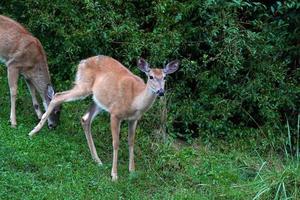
(46, 85, 55, 99)
(163, 60, 179, 74)
(137, 58, 150, 73)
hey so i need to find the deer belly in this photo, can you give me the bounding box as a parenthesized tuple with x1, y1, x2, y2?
(126, 110, 142, 121)
(93, 95, 109, 112)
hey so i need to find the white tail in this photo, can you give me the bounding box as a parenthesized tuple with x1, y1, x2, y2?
(0, 15, 60, 128)
(29, 55, 179, 180)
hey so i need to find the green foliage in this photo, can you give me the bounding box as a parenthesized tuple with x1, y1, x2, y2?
(0, 1, 299, 150)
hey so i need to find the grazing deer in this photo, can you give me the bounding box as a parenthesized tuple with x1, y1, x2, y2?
(0, 15, 60, 128)
(29, 55, 179, 180)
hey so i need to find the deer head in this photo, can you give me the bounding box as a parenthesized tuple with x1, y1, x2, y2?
(137, 58, 179, 97)
(45, 85, 61, 128)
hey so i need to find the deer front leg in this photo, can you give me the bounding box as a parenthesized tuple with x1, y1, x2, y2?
(110, 115, 121, 181)
(128, 120, 137, 172)
(25, 80, 43, 119)
(7, 66, 19, 128)
(81, 102, 102, 165)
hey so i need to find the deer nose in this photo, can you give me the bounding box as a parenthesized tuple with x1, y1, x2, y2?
(48, 122, 57, 129)
(157, 89, 165, 97)
(48, 124, 54, 129)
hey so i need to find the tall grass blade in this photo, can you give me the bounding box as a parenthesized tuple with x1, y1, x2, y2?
(295, 176, 298, 200)
(274, 182, 282, 200)
(297, 114, 299, 162)
(286, 117, 292, 160)
(282, 181, 287, 199)
(284, 145, 289, 159)
(252, 187, 270, 200)
(254, 161, 266, 181)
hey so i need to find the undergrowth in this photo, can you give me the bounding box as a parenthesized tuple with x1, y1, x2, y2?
(0, 71, 299, 200)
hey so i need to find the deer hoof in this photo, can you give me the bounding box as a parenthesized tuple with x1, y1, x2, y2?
(28, 130, 36, 137)
(95, 159, 103, 166)
(111, 174, 118, 181)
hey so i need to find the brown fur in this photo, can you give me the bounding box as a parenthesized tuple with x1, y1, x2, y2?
(74, 56, 152, 119)
(29, 55, 179, 180)
(0, 15, 59, 127)
(151, 68, 164, 78)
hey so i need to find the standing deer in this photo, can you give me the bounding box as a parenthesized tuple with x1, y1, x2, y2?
(29, 55, 179, 180)
(0, 15, 60, 128)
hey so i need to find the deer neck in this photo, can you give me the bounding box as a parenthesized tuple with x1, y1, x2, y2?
(27, 61, 51, 100)
(133, 82, 157, 112)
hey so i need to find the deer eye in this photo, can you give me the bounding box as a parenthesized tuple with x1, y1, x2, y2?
(149, 75, 154, 79)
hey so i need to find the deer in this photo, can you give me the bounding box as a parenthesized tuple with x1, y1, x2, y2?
(28, 55, 179, 180)
(0, 15, 61, 128)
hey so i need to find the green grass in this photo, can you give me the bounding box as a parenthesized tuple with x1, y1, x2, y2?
(0, 75, 299, 199)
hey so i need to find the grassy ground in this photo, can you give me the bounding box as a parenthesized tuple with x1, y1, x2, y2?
(0, 74, 299, 200)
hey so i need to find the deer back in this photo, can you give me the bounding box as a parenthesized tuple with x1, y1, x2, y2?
(0, 15, 51, 94)
(76, 56, 147, 118)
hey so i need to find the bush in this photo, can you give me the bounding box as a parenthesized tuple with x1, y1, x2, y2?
(0, 0, 299, 149)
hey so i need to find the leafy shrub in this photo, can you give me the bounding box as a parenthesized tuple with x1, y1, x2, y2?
(0, 0, 299, 150)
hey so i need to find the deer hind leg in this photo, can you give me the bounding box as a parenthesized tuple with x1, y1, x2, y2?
(29, 85, 91, 137)
(128, 120, 138, 172)
(81, 102, 102, 165)
(25, 80, 43, 119)
(110, 115, 121, 181)
(7, 66, 20, 128)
